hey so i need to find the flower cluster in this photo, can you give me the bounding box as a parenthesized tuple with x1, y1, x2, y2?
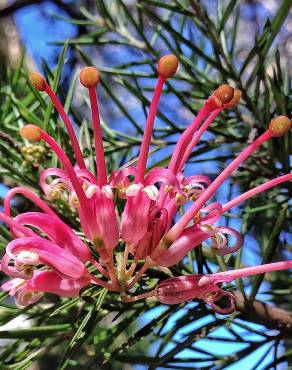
(1, 55, 291, 314)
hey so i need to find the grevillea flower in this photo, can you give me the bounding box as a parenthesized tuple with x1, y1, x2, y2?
(0, 55, 291, 313)
(155, 261, 292, 314)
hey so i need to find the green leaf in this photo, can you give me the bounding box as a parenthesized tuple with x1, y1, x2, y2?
(249, 205, 288, 300)
(218, 0, 237, 32)
(0, 324, 72, 339)
(59, 288, 107, 369)
(43, 42, 69, 131)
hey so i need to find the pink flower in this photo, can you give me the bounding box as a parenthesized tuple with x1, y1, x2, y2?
(0, 55, 290, 310)
(156, 274, 236, 314)
(156, 261, 292, 314)
(2, 271, 90, 306)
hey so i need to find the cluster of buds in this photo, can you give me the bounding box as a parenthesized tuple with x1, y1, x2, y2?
(1, 55, 291, 314)
(21, 144, 46, 167)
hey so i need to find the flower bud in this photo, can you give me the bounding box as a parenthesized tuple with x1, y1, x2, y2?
(224, 89, 241, 108)
(20, 125, 41, 142)
(213, 84, 234, 105)
(79, 67, 100, 88)
(157, 55, 179, 79)
(29, 72, 46, 91)
(269, 116, 291, 137)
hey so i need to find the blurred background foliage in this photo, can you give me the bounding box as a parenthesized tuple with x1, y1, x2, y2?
(0, 0, 291, 369)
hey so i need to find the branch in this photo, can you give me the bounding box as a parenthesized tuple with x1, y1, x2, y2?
(234, 291, 292, 335)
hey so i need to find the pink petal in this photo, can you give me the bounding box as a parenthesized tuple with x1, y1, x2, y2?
(109, 167, 138, 188)
(40, 168, 68, 196)
(121, 191, 152, 248)
(1, 254, 28, 279)
(6, 237, 86, 279)
(157, 274, 220, 304)
(151, 225, 212, 267)
(93, 187, 119, 250)
(75, 168, 98, 184)
(212, 227, 243, 256)
(181, 174, 212, 187)
(200, 202, 222, 224)
(14, 212, 90, 262)
(1, 278, 25, 295)
(145, 168, 180, 192)
(26, 270, 90, 297)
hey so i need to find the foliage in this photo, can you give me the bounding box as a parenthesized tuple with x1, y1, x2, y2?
(0, 1, 291, 369)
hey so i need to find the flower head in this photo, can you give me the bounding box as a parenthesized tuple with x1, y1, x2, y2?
(1, 55, 291, 311)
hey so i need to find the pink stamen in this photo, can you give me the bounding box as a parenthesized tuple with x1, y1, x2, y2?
(105, 256, 120, 291)
(222, 174, 292, 213)
(177, 109, 222, 173)
(136, 76, 165, 183)
(4, 187, 58, 218)
(121, 289, 157, 302)
(88, 87, 107, 185)
(36, 128, 99, 239)
(44, 84, 86, 169)
(168, 103, 217, 175)
(158, 108, 221, 207)
(89, 274, 116, 291)
(199, 260, 292, 286)
(91, 260, 110, 279)
(167, 130, 272, 241)
(128, 261, 151, 289)
(0, 212, 35, 237)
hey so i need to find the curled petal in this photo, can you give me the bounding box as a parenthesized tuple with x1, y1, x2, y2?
(126, 183, 143, 197)
(1, 254, 33, 280)
(14, 212, 90, 262)
(200, 202, 223, 224)
(211, 227, 243, 256)
(109, 167, 138, 188)
(49, 178, 69, 197)
(6, 237, 86, 279)
(1, 278, 26, 296)
(145, 168, 181, 192)
(75, 168, 98, 184)
(157, 274, 236, 314)
(69, 191, 80, 208)
(203, 290, 236, 314)
(85, 184, 98, 198)
(143, 185, 159, 200)
(151, 225, 212, 267)
(101, 185, 114, 199)
(2, 271, 91, 306)
(40, 168, 68, 197)
(14, 251, 39, 273)
(184, 182, 206, 200)
(182, 174, 212, 187)
(17, 290, 44, 306)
